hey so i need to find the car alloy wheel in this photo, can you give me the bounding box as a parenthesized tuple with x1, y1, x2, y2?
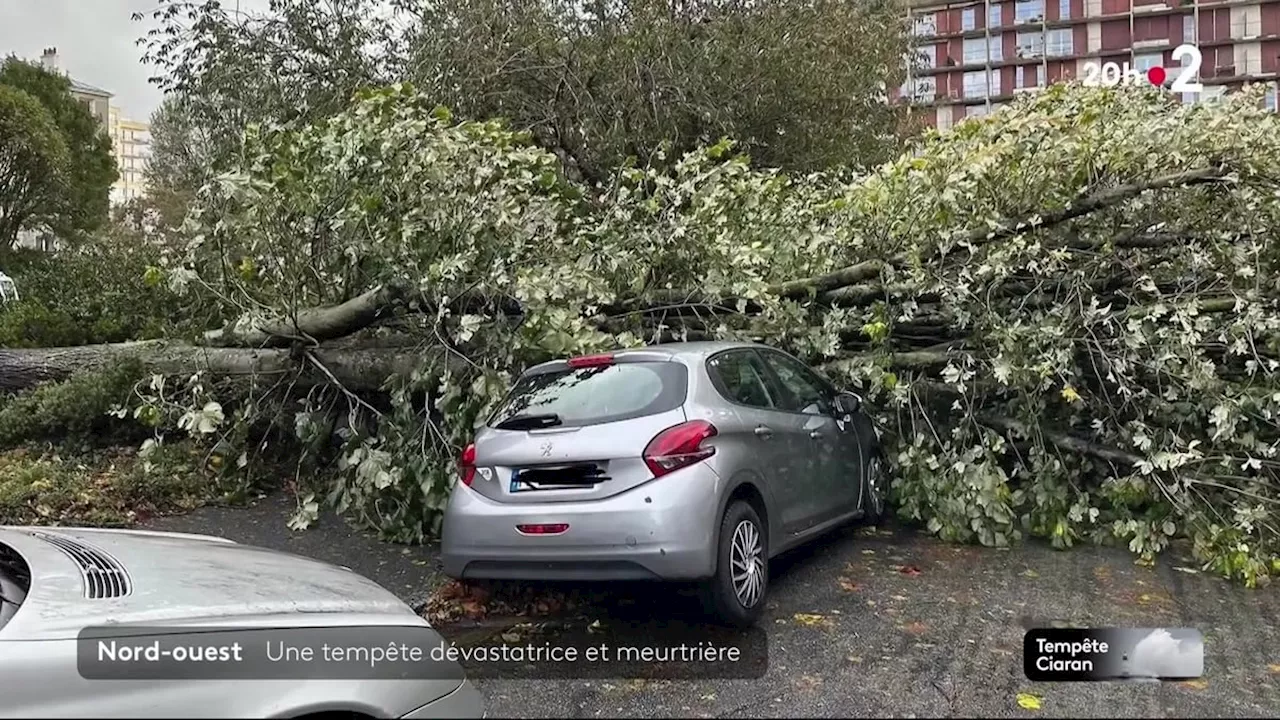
(866, 455, 885, 518)
(730, 519, 765, 608)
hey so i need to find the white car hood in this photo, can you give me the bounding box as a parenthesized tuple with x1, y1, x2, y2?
(0, 526, 419, 640)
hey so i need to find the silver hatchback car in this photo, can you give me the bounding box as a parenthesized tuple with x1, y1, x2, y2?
(441, 341, 888, 626)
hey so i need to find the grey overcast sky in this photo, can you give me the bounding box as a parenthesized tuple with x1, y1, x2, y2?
(0, 0, 268, 123)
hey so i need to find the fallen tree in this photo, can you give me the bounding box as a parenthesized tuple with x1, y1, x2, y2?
(17, 82, 1279, 584)
(0, 341, 453, 393)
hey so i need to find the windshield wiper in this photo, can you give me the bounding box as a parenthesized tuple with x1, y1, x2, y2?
(495, 413, 563, 430)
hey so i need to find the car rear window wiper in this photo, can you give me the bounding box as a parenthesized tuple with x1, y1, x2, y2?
(495, 413, 563, 430)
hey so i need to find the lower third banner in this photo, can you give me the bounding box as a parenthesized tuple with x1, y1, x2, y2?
(1024, 627, 1204, 681)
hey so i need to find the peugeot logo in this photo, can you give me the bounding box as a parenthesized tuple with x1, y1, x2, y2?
(540, 442, 554, 457)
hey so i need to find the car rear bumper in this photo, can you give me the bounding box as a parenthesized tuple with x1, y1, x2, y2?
(441, 462, 722, 581)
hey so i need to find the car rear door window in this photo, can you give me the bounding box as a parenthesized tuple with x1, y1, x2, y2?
(707, 350, 778, 409)
(489, 361, 688, 429)
(761, 351, 835, 415)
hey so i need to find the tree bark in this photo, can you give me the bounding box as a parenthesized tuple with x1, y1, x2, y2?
(202, 285, 407, 347)
(0, 341, 456, 394)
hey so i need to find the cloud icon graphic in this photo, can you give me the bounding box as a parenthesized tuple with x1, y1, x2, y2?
(1122, 629, 1203, 679)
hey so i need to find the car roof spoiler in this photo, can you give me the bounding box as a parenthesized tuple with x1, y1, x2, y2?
(524, 348, 677, 376)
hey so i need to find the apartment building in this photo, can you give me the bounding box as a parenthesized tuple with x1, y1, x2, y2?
(897, 0, 1280, 129)
(108, 106, 151, 204)
(38, 48, 151, 205)
(39, 47, 112, 131)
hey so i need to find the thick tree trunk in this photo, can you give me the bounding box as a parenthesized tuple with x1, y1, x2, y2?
(0, 341, 452, 393)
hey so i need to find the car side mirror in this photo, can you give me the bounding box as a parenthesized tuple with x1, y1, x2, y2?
(833, 392, 861, 416)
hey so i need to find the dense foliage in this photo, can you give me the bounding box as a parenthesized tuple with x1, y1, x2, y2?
(0, 226, 192, 347)
(0, 59, 117, 245)
(0, 84, 69, 246)
(138, 0, 911, 198)
(138, 82, 1280, 585)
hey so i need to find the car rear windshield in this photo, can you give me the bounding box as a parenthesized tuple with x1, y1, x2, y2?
(488, 361, 688, 429)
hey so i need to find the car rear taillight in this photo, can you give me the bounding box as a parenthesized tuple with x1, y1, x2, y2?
(459, 443, 476, 486)
(567, 353, 614, 368)
(643, 420, 717, 478)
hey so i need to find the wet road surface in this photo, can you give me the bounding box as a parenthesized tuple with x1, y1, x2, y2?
(147, 495, 1280, 717)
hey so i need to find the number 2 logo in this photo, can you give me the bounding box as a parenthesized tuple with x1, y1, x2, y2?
(1171, 44, 1203, 93)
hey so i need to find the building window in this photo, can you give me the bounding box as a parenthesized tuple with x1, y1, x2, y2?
(1265, 85, 1278, 112)
(964, 70, 992, 98)
(1015, 0, 1044, 23)
(1134, 53, 1162, 73)
(914, 13, 937, 37)
(968, 104, 990, 118)
(1016, 31, 1045, 57)
(1058, 0, 1071, 20)
(963, 37, 988, 64)
(1230, 10, 1262, 39)
(1046, 28, 1073, 56)
(990, 3, 1002, 27)
(989, 37, 1004, 62)
(1183, 15, 1195, 43)
(904, 76, 937, 102)
(1016, 64, 1044, 87)
(962, 7, 977, 30)
(911, 45, 937, 69)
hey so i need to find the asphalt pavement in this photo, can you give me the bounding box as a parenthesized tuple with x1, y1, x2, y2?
(145, 494, 1280, 718)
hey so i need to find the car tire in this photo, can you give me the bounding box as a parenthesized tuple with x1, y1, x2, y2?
(862, 448, 891, 524)
(704, 500, 768, 628)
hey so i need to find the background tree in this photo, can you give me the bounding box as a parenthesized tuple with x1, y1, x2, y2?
(404, 0, 912, 180)
(143, 94, 219, 229)
(0, 59, 117, 241)
(139, 0, 406, 204)
(139, 0, 912, 191)
(0, 84, 70, 247)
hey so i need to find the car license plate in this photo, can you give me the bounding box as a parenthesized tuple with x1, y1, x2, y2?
(510, 470, 536, 493)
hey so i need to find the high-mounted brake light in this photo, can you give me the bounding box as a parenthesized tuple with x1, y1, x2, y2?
(567, 353, 615, 369)
(643, 420, 717, 478)
(459, 442, 477, 486)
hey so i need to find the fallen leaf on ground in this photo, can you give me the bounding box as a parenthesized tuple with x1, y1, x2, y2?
(700, 692, 716, 702)
(902, 621, 928, 635)
(1268, 664, 1280, 674)
(795, 675, 823, 691)
(1016, 693, 1042, 710)
(1173, 566, 1200, 574)
(1179, 679, 1209, 690)
(861, 549, 876, 555)
(1022, 569, 1039, 578)
(891, 594, 909, 601)
(896, 564, 923, 576)
(793, 613, 833, 628)
(838, 577, 861, 592)
(847, 655, 863, 664)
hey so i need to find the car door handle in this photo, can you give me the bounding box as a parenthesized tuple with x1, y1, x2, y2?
(754, 425, 774, 439)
